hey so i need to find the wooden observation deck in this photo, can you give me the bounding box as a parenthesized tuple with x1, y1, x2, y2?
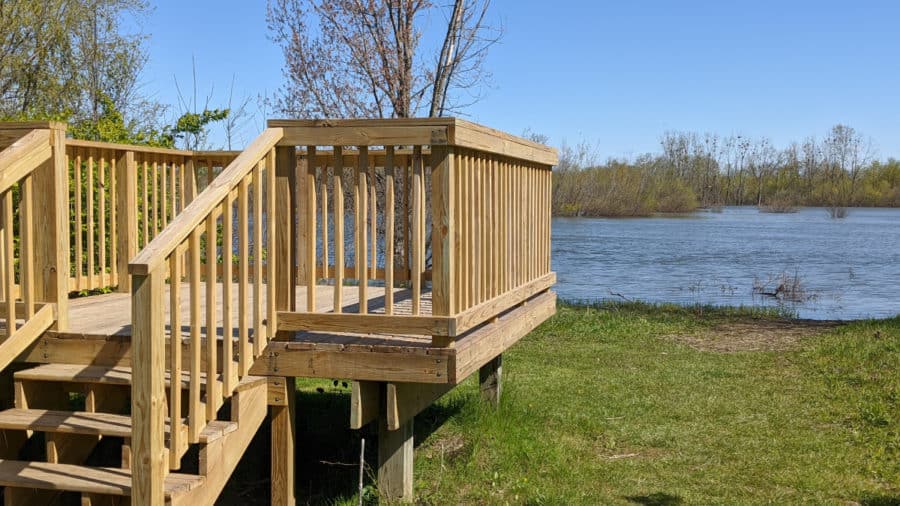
(0, 119, 557, 504)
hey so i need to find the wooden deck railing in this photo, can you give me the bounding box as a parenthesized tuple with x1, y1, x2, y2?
(127, 118, 556, 504)
(0, 123, 69, 368)
(273, 118, 558, 346)
(65, 139, 238, 293)
(128, 128, 286, 503)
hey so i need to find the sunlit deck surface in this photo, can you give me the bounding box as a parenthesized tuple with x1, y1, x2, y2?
(57, 284, 433, 342)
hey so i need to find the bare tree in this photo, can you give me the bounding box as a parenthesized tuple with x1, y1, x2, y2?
(266, 0, 500, 118)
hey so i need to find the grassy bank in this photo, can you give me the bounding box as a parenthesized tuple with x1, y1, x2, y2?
(224, 302, 900, 505)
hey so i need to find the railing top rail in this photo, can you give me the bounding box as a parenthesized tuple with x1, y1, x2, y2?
(129, 127, 284, 276)
(65, 138, 193, 157)
(269, 117, 558, 166)
(66, 139, 242, 159)
(0, 129, 52, 194)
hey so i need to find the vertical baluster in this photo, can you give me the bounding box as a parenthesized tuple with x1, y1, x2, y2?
(20, 175, 34, 319)
(455, 151, 464, 312)
(384, 147, 395, 315)
(161, 160, 168, 228)
(74, 150, 83, 289)
(3, 193, 15, 336)
(357, 147, 368, 313)
(306, 146, 317, 312)
(458, 152, 466, 312)
(546, 169, 552, 273)
(502, 159, 509, 291)
(333, 147, 344, 312)
(320, 161, 329, 280)
(170, 160, 178, 222)
(188, 228, 202, 441)
(253, 162, 265, 355)
(110, 155, 118, 287)
(485, 155, 493, 299)
(493, 157, 501, 296)
(152, 159, 159, 237)
(369, 154, 376, 279)
(87, 151, 95, 287)
(419, 151, 426, 304)
(98, 154, 107, 286)
(518, 164, 524, 286)
(205, 215, 219, 420)
(142, 159, 149, 247)
(266, 149, 277, 343)
(411, 146, 422, 315)
(402, 161, 410, 283)
(179, 161, 186, 214)
(169, 250, 183, 468)
(222, 193, 234, 394)
(238, 177, 250, 374)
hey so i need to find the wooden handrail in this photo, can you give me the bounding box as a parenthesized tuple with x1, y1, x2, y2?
(66, 137, 242, 159)
(129, 128, 283, 276)
(0, 129, 52, 194)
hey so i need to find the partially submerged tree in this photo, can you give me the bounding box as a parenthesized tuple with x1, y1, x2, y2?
(266, 0, 500, 118)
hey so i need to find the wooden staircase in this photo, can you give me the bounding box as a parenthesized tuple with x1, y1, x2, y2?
(0, 363, 267, 505)
(0, 118, 561, 504)
(0, 122, 279, 505)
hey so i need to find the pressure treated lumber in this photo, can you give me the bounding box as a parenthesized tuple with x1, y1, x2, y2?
(378, 413, 414, 503)
(479, 354, 502, 407)
(0, 460, 204, 497)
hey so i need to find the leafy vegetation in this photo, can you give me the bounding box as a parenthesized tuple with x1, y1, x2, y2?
(553, 125, 900, 217)
(223, 302, 900, 504)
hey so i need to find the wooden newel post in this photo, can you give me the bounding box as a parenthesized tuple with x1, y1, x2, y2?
(271, 144, 298, 506)
(131, 270, 167, 505)
(31, 123, 69, 330)
(430, 145, 456, 347)
(115, 150, 137, 293)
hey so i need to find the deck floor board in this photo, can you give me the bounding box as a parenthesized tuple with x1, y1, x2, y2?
(60, 284, 433, 343)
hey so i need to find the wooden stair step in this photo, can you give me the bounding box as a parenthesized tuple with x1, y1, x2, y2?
(0, 409, 236, 444)
(15, 364, 198, 388)
(0, 459, 203, 497)
(15, 364, 266, 391)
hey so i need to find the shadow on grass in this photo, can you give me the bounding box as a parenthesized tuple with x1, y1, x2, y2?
(625, 492, 683, 506)
(860, 495, 900, 506)
(218, 384, 464, 505)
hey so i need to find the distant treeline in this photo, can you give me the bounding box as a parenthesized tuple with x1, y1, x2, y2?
(551, 125, 900, 217)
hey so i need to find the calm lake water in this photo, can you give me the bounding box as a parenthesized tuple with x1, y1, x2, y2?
(552, 207, 900, 320)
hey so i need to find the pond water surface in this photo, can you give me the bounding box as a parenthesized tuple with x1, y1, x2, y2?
(551, 207, 900, 320)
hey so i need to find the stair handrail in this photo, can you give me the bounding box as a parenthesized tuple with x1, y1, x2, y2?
(128, 127, 288, 505)
(0, 123, 69, 368)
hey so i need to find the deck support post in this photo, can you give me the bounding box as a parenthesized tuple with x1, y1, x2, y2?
(378, 391, 414, 503)
(479, 354, 503, 407)
(271, 377, 297, 506)
(115, 150, 136, 293)
(270, 134, 298, 506)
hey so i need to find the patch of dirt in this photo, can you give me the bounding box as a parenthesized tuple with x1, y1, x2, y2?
(669, 319, 844, 352)
(420, 432, 468, 463)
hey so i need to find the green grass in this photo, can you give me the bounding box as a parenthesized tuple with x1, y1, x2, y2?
(224, 302, 900, 505)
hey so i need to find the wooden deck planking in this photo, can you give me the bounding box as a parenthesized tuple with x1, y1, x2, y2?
(61, 283, 433, 339)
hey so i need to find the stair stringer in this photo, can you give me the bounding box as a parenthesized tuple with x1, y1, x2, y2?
(169, 377, 268, 506)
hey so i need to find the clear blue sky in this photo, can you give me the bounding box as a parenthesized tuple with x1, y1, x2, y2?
(142, 0, 900, 158)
